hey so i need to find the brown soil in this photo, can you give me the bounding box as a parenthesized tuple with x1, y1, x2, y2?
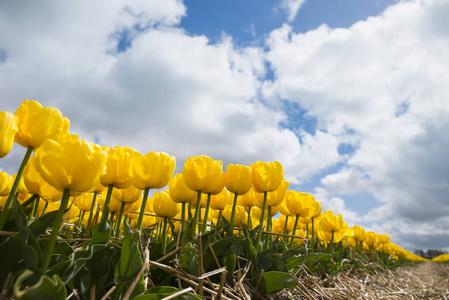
(270, 261, 449, 299)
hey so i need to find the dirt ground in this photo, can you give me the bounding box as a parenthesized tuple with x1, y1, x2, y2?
(270, 261, 449, 299)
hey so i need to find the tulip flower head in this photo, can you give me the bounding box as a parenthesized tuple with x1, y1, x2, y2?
(129, 150, 176, 190)
(182, 155, 224, 193)
(34, 138, 108, 194)
(224, 164, 252, 195)
(254, 179, 290, 208)
(152, 191, 180, 219)
(0, 171, 13, 197)
(0, 111, 19, 158)
(168, 173, 196, 203)
(250, 161, 284, 193)
(23, 156, 63, 202)
(101, 146, 133, 189)
(14, 100, 70, 149)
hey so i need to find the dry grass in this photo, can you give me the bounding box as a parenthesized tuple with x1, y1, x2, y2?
(269, 261, 449, 300)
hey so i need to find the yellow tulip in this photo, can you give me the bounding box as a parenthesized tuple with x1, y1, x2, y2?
(75, 193, 94, 211)
(152, 191, 179, 218)
(182, 155, 224, 193)
(223, 204, 246, 227)
(319, 211, 346, 233)
(129, 151, 176, 190)
(210, 187, 233, 211)
(100, 146, 133, 189)
(378, 234, 390, 244)
(278, 215, 295, 232)
(168, 173, 196, 203)
(0, 171, 13, 196)
(23, 156, 62, 202)
(0, 111, 18, 158)
(14, 100, 69, 149)
(224, 164, 252, 195)
(112, 184, 142, 204)
(254, 179, 289, 207)
(34, 138, 108, 194)
(317, 229, 346, 243)
(352, 225, 366, 241)
(285, 191, 314, 218)
(250, 161, 284, 193)
(238, 187, 257, 208)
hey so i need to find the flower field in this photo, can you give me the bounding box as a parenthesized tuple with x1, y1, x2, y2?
(0, 100, 433, 299)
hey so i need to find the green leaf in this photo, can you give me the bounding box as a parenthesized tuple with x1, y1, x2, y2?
(0, 198, 43, 286)
(180, 243, 198, 276)
(267, 254, 289, 272)
(223, 246, 236, 283)
(14, 270, 67, 300)
(258, 271, 298, 293)
(242, 224, 258, 276)
(85, 220, 112, 247)
(114, 220, 144, 299)
(28, 211, 58, 238)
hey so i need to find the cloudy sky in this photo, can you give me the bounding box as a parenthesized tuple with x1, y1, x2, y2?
(1, 0, 448, 251)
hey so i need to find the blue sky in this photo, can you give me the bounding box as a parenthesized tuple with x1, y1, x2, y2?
(1, 0, 449, 251)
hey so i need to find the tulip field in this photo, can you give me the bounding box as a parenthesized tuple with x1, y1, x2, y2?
(0, 100, 445, 299)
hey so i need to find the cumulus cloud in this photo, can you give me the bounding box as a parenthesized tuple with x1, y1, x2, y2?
(0, 0, 340, 186)
(265, 0, 449, 249)
(2, 0, 448, 251)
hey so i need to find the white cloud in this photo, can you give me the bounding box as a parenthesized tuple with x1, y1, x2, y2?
(0, 0, 340, 187)
(2, 0, 448, 251)
(265, 0, 449, 249)
(279, 0, 307, 22)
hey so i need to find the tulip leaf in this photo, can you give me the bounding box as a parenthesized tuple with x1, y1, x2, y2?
(0, 199, 43, 286)
(181, 243, 198, 276)
(14, 270, 66, 300)
(85, 220, 112, 247)
(242, 223, 258, 276)
(28, 210, 59, 238)
(114, 220, 144, 299)
(223, 245, 236, 282)
(257, 271, 298, 293)
(267, 254, 289, 272)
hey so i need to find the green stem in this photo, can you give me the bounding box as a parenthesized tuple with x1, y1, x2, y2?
(265, 206, 272, 247)
(180, 202, 186, 232)
(289, 214, 299, 248)
(283, 215, 289, 242)
(100, 184, 114, 227)
(247, 206, 252, 230)
(115, 201, 126, 237)
(229, 193, 239, 235)
(191, 191, 202, 235)
(330, 230, 335, 253)
(42, 188, 70, 272)
(86, 192, 98, 232)
(201, 193, 211, 233)
(109, 211, 115, 223)
(42, 201, 49, 215)
(137, 187, 150, 231)
(311, 217, 315, 251)
(216, 210, 222, 227)
(0, 146, 33, 230)
(20, 194, 39, 208)
(161, 217, 168, 255)
(255, 191, 268, 252)
(30, 196, 40, 221)
(79, 210, 86, 228)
